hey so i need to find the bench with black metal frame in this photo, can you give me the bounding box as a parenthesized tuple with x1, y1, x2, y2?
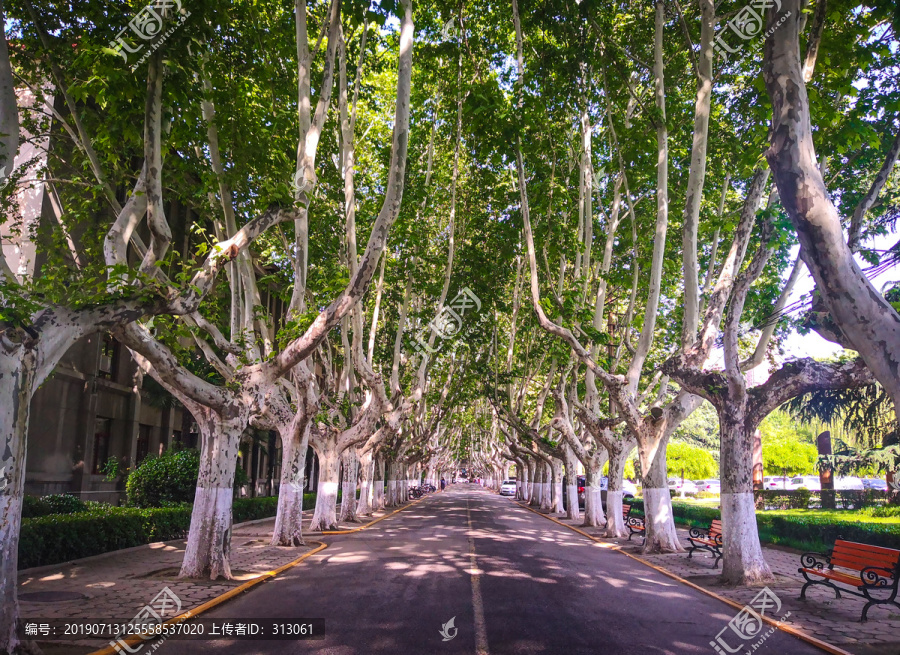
(687, 519, 723, 568)
(799, 539, 900, 622)
(623, 503, 645, 543)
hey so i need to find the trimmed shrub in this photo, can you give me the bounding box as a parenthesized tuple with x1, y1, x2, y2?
(126, 448, 201, 508)
(22, 494, 88, 518)
(126, 448, 253, 508)
(18, 496, 287, 570)
(630, 499, 900, 552)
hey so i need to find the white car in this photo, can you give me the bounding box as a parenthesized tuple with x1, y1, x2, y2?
(599, 477, 638, 500)
(834, 476, 865, 491)
(668, 478, 699, 495)
(862, 478, 888, 491)
(696, 479, 721, 494)
(789, 475, 821, 491)
(499, 479, 517, 496)
(764, 476, 792, 490)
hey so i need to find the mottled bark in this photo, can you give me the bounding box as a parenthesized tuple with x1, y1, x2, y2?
(764, 0, 900, 416)
(339, 450, 358, 523)
(309, 442, 340, 532)
(0, 345, 35, 655)
(179, 403, 247, 579)
(356, 449, 375, 516)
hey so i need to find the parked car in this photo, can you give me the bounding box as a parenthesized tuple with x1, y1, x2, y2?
(500, 479, 517, 496)
(561, 476, 638, 509)
(788, 475, 821, 491)
(862, 478, 889, 491)
(834, 476, 865, 491)
(668, 478, 699, 495)
(763, 476, 792, 490)
(695, 479, 721, 494)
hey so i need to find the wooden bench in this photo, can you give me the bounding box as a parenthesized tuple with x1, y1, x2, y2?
(623, 503, 645, 543)
(799, 540, 900, 621)
(687, 520, 723, 568)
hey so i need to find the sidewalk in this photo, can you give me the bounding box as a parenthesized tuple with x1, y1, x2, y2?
(521, 502, 900, 655)
(18, 505, 406, 654)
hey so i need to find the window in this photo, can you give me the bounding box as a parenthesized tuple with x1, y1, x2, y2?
(136, 424, 152, 464)
(92, 418, 111, 474)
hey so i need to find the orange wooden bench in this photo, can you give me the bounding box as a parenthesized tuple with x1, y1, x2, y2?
(623, 503, 645, 543)
(799, 539, 900, 621)
(687, 519, 723, 568)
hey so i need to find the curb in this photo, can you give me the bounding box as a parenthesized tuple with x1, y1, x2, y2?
(512, 500, 853, 655)
(86, 540, 328, 655)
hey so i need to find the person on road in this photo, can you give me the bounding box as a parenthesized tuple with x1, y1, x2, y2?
(440, 477, 446, 491)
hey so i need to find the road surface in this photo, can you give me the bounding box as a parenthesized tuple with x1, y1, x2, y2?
(156, 485, 824, 654)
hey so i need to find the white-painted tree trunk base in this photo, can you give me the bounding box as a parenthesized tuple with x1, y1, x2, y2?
(552, 482, 563, 513)
(582, 486, 605, 527)
(309, 480, 340, 532)
(0, 494, 24, 654)
(270, 483, 305, 546)
(604, 490, 628, 538)
(180, 485, 234, 579)
(539, 482, 551, 511)
(642, 487, 684, 553)
(373, 480, 385, 510)
(356, 480, 373, 517)
(566, 484, 580, 521)
(721, 491, 774, 585)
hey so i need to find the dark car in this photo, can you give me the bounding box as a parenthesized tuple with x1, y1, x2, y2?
(561, 475, 587, 509)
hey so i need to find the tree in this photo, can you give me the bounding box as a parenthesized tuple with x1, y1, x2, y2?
(666, 442, 717, 481)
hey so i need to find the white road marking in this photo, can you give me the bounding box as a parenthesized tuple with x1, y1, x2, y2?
(466, 497, 490, 655)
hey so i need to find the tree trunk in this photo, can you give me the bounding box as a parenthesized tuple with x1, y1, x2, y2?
(356, 449, 374, 516)
(582, 459, 606, 528)
(539, 463, 551, 511)
(270, 421, 310, 547)
(563, 446, 580, 521)
(518, 460, 529, 501)
(720, 406, 773, 584)
(180, 407, 244, 579)
(0, 348, 35, 655)
(604, 440, 633, 538)
(527, 458, 538, 506)
(339, 450, 358, 523)
(764, 1, 900, 420)
(309, 442, 340, 531)
(638, 430, 683, 553)
(373, 456, 385, 510)
(385, 460, 400, 507)
(550, 458, 563, 514)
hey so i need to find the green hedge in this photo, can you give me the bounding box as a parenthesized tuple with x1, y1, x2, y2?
(628, 499, 900, 552)
(17, 495, 300, 570)
(22, 494, 88, 518)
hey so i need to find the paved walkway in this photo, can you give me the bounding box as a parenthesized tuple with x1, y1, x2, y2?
(19, 505, 407, 653)
(519, 498, 900, 655)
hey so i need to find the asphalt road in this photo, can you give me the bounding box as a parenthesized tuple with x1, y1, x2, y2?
(156, 485, 825, 655)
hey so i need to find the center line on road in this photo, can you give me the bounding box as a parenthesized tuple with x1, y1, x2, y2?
(466, 497, 490, 655)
